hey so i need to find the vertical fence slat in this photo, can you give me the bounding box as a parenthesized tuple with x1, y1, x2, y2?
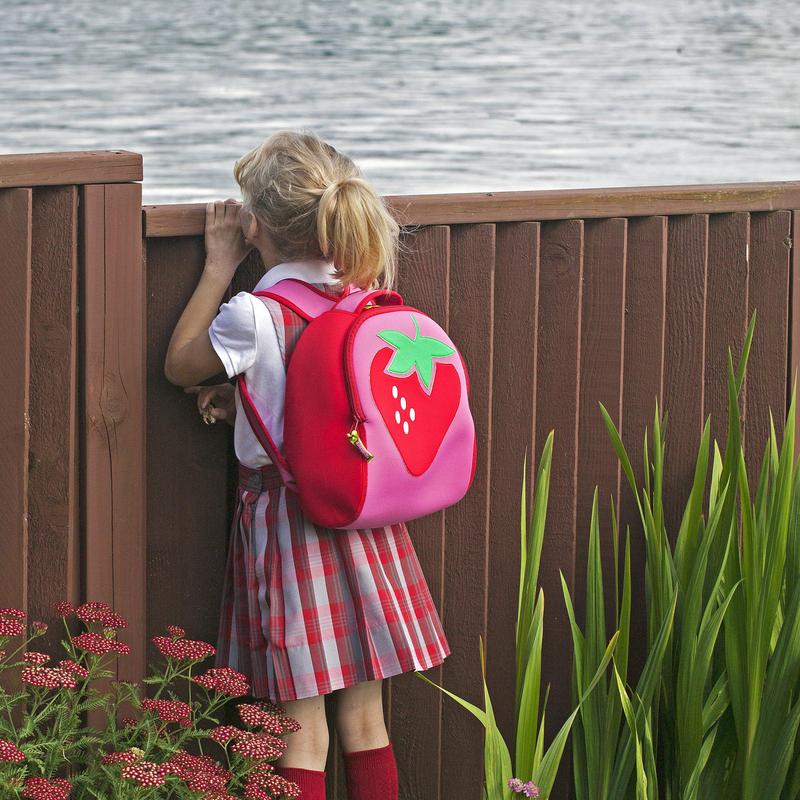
(574, 217, 627, 635)
(81, 182, 145, 727)
(703, 212, 750, 464)
(745, 211, 792, 479)
(663, 214, 709, 542)
(0, 187, 32, 720)
(388, 224, 451, 800)
(618, 216, 667, 682)
(443, 222, 495, 800)
(28, 186, 80, 644)
(145, 236, 233, 695)
(488, 221, 541, 758)
(535, 218, 584, 797)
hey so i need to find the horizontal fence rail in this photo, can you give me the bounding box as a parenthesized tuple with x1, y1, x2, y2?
(2, 151, 799, 800)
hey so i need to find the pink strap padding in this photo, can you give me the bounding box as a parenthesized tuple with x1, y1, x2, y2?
(332, 288, 404, 314)
(254, 278, 359, 320)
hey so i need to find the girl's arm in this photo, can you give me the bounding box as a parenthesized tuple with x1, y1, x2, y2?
(164, 200, 253, 387)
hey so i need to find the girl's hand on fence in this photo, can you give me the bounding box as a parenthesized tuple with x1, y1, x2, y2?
(184, 383, 237, 426)
(203, 199, 253, 284)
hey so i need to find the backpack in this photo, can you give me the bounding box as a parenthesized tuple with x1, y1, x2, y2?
(236, 278, 477, 529)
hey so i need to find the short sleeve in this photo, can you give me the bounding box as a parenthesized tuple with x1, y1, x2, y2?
(208, 292, 258, 378)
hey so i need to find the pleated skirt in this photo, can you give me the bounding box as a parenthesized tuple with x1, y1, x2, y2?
(213, 462, 451, 703)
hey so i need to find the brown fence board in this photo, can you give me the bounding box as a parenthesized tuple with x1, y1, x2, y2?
(28, 186, 80, 644)
(0, 187, 32, 721)
(0, 150, 142, 188)
(574, 218, 627, 633)
(143, 181, 800, 236)
(0, 187, 32, 596)
(662, 214, 709, 543)
(704, 213, 750, 463)
(81, 182, 146, 726)
(388, 224, 451, 800)
(145, 235, 234, 686)
(534, 218, 584, 796)
(745, 211, 792, 478)
(488, 221, 541, 761)
(618, 216, 668, 682)
(441, 223, 496, 800)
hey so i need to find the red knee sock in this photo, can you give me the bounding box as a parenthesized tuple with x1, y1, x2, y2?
(342, 742, 398, 800)
(274, 765, 326, 799)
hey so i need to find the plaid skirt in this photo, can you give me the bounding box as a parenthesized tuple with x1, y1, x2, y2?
(213, 462, 451, 703)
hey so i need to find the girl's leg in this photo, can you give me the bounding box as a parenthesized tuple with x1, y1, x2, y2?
(334, 679, 398, 800)
(333, 677, 389, 752)
(273, 694, 329, 799)
(275, 694, 329, 770)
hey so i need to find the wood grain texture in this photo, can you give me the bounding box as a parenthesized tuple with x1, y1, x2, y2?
(534, 219, 584, 797)
(145, 234, 233, 701)
(143, 181, 800, 236)
(618, 216, 667, 685)
(28, 186, 80, 652)
(442, 223, 495, 800)
(81, 182, 146, 728)
(0, 150, 142, 188)
(703, 213, 750, 465)
(488, 221, 540, 762)
(0, 187, 32, 721)
(574, 218, 627, 636)
(662, 214, 709, 544)
(745, 212, 792, 484)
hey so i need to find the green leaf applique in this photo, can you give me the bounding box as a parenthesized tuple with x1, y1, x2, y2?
(377, 315, 455, 390)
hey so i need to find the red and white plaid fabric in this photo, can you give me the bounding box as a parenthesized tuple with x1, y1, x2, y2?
(214, 282, 451, 702)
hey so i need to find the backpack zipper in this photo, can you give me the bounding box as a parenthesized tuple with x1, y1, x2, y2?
(343, 303, 419, 460)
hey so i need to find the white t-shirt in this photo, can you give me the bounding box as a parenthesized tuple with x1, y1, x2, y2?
(208, 258, 342, 468)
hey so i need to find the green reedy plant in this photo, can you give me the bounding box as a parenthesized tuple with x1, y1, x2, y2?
(416, 431, 619, 800)
(599, 308, 800, 798)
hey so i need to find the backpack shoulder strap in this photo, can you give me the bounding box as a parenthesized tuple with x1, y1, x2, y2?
(253, 278, 358, 320)
(236, 374, 297, 491)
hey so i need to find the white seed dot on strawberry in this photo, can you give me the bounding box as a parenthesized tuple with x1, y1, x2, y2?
(403, 421, 409, 435)
(395, 411, 401, 424)
(400, 397, 407, 410)
(410, 408, 415, 421)
(392, 385, 399, 399)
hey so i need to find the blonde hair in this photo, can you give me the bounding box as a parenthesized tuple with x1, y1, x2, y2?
(234, 129, 402, 292)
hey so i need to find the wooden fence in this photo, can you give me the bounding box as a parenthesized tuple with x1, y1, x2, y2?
(2, 149, 799, 799)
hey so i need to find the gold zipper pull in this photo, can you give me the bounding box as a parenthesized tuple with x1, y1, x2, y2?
(347, 428, 375, 460)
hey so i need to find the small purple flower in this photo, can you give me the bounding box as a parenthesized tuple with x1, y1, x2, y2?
(508, 776, 540, 797)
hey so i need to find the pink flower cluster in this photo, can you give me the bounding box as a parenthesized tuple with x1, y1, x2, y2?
(509, 777, 540, 797)
(192, 666, 251, 697)
(230, 730, 287, 761)
(237, 702, 301, 735)
(0, 606, 47, 638)
(0, 737, 25, 762)
(72, 631, 130, 656)
(141, 697, 193, 727)
(153, 633, 216, 661)
(20, 664, 77, 689)
(243, 762, 301, 800)
(21, 776, 72, 799)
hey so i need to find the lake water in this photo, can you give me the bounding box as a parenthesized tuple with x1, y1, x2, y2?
(2, 0, 799, 205)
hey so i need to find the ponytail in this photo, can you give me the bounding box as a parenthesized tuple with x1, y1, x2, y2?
(234, 129, 405, 293)
(317, 176, 400, 291)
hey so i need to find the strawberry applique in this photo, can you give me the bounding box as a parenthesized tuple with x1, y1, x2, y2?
(369, 315, 461, 475)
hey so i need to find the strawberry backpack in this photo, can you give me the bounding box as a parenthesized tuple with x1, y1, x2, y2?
(236, 278, 477, 529)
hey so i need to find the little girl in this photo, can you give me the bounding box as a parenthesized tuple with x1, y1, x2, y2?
(164, 130, 451, 800)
